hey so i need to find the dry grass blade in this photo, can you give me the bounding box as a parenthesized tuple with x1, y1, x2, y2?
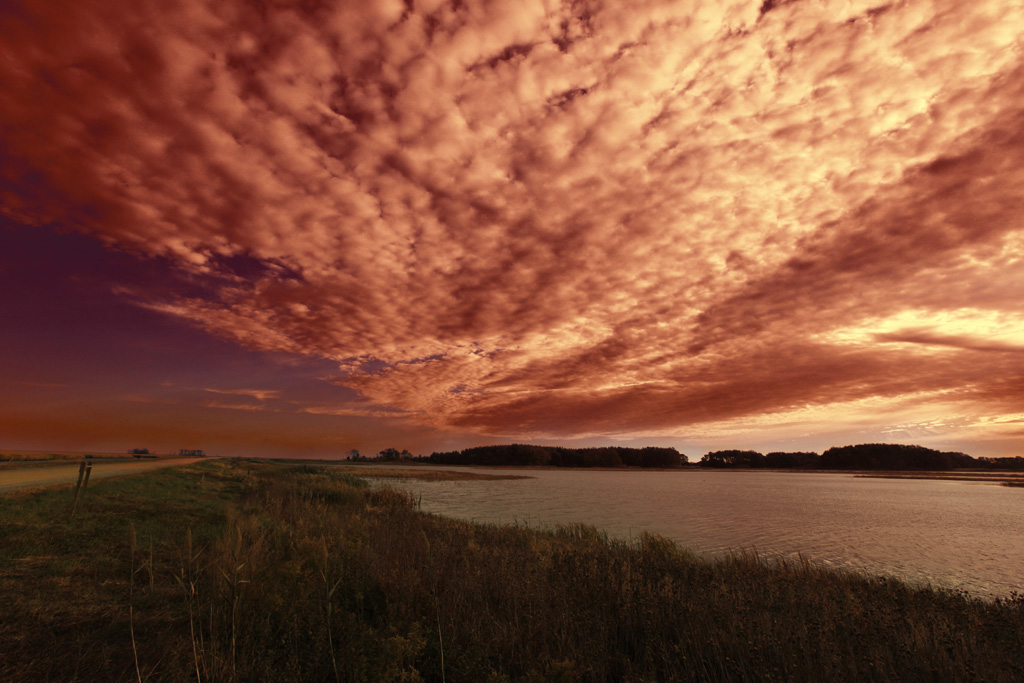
(1, 459, 1021, 682)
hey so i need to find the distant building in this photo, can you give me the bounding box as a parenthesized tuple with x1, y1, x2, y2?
(177, 449, 205, 457)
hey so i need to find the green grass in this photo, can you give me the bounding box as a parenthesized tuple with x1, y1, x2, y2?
(1, 460, 1021, 682)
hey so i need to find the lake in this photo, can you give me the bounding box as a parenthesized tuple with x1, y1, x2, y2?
(353, 466, 1022, 598)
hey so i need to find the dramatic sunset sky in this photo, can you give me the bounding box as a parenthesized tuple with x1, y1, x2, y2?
(1, 0, 1022, 458)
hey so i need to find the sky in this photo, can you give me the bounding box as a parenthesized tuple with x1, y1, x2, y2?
(1, 0, 1023, 459)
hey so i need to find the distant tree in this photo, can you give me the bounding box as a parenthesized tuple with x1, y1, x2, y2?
(764, 451, 820, 468)
(377, 448, 402, 461)
(977, 456, 1024, 471)
(642, 447, 685, 468)
(345, 449, 362, 461)
(699, 450, 766, 468)
(129, 448, 150, 455)
(428, 444, 684, 468)
(819, 444, 977, 470)
(429, 450, 463, 464)
(550, 447, 623, 468)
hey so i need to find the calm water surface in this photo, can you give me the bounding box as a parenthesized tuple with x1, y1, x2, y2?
(354, 467, 1022, 598)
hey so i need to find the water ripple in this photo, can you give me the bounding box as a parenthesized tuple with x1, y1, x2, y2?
(369, 468, 1022, 598)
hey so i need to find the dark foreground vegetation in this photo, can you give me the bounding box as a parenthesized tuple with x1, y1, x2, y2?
(2, 460, 1022, 682)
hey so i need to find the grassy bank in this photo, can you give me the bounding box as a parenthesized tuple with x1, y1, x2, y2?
(268, 461, 532, 481)
(1, 460, 1021, 682)
(855, 472, 1024, 486)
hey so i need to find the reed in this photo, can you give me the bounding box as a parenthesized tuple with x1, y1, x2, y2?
(1, 460, 1021, 682)
(128, 522, 143, 683)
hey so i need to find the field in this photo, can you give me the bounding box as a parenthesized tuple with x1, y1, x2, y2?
(0, 449, 166, 465)
(1, 459, 1021, 682)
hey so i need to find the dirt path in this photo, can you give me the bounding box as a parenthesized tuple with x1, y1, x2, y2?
(0, 458, 205, 493)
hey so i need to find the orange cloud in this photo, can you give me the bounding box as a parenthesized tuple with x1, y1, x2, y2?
(2, 0, 1022, 452)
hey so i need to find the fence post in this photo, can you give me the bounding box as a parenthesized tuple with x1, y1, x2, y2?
(71, 461, 86, 518)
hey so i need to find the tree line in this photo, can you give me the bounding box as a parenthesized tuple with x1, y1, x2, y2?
(428, 444, 686, 468)
(698, 443, 1024, 471)
(349, 442, 1021, 471)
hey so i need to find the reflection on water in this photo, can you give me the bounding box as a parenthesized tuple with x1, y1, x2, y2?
(356, 467, 1022, 597)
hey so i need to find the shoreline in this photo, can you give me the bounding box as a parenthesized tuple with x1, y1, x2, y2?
(315, 459, 1024, 485)
(2, 459, 1021, 681)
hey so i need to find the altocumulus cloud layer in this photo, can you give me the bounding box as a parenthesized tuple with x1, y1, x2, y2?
(2, 0, 1023, 449)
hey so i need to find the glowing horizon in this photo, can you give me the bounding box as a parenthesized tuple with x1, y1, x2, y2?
(1, 0, 1022, 458)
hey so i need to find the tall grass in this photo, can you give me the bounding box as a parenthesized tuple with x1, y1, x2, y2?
(1, 460, 1021, 682)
